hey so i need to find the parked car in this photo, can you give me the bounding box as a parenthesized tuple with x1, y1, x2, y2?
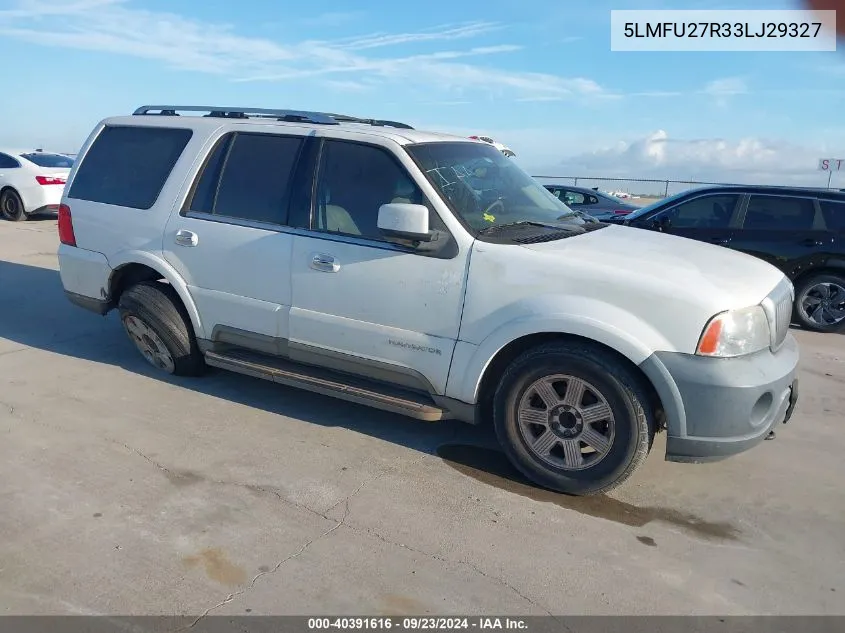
(544, 184, 639, 220)
(0, 149, 74, 221)
(468, 135, 515, 157)
(57, 105, 799, 496)
(612, 185, 845, 333)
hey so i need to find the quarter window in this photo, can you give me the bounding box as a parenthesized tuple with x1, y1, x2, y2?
(68, 125, 192, 209)
(659, 194, 739, 229)
(743, 196, 816, 231)
(314, 140, 424, 239)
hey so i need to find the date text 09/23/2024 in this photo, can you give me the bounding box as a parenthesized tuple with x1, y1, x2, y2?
(307, 618, 527, 630)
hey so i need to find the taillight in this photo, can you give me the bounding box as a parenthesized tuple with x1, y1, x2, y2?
(36, 175, 67, 186)
(58, 204, 76, 246)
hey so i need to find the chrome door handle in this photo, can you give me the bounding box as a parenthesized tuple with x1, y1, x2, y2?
(310, 253, 340, 273)
(175, 229, 198, 247)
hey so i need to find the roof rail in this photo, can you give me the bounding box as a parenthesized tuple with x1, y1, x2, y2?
(133, 105, 339, 125)
(132, 105, 414, 129)
(327, 114, 414, 130)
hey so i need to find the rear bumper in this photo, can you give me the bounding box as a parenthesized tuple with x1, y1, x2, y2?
(65, 290, 111, 315)
(639, 334, 800, 463)
(58, 243, 113, 314)
(20, 185, 64, 214)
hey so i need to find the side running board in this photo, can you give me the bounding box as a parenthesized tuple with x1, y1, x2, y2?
(204, 349, 450, 422)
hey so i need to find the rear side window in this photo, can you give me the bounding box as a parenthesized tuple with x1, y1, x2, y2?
(743, 195, 816, 231)
(0, 153, 20, 168)
(186, 132, 303, 225)
(68, 125, 192, 209)
(819, 200, 845, 231)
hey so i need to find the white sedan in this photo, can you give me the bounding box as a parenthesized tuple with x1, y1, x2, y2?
(0, 149, 74, 221)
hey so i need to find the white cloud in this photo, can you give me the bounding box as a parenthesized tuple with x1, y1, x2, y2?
(701, 77, 748, 107)
(529, 130, 829, 186)
(702, 77, 748, 97)
(0, 1, 606, 103)
(337, 22, 502, 50)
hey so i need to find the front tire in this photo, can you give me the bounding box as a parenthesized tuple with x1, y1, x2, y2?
(794, 273, 845, 333)
(493, 341, 655, 496)
(118, 281, 205, 376)
(0, 189, 26, 222)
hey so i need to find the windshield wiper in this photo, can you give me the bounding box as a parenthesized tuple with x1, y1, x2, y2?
(477, 221, 549, 235)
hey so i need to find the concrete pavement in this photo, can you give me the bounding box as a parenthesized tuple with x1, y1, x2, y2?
(1, 217, 843, 617)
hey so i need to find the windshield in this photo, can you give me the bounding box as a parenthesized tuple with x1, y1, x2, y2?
(407, 142, 584, 232)
(20, 152, 75, 168)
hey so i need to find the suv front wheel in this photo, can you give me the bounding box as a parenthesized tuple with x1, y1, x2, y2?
(118, 281, 205, 376)
(493, 341, 655, 496)
(794, 272, 845, 333)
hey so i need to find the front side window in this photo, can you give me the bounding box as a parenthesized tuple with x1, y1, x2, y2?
(407, 142, 582, 233)
(820, 200, 845, 231)
(562, 190, 587, 205)
(743, 195, 816, 231)
(657, 194, 739, 229)
(68, 125, 192, 209)
(186, 132, 303, 225)
(313, 140, 425, 239)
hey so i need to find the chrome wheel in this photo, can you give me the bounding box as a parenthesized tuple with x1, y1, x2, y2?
(800, 282, 845, 327)
(122, 315, 176, 373)
(517, 374, 615, 471)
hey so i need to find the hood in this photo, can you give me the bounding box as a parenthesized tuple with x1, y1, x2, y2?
(520, 224, 786, 312)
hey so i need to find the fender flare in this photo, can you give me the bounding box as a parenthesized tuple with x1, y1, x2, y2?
(107, 250, 206, 340)
(448, 312, 664, 406)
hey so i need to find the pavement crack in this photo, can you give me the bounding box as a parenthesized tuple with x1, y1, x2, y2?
(353, 523, 554, 617)
(183, 500, 351, 630)
(118, 441, 173, 475)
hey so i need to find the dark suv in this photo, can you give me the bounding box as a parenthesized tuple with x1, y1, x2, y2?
(614, 185, 845, 333)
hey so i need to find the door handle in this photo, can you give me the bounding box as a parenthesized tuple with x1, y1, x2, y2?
(709, 237, 730, 246)
(801, 238, 823, 247)
(310, 253, 340, 273)
(174, 229, 198, 247)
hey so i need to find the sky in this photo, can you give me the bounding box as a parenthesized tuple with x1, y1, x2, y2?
(1, 0, 844, 189)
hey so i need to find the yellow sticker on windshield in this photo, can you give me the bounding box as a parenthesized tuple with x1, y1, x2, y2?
(483, 213, 496, 223)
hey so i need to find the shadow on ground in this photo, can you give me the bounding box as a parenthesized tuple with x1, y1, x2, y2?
(0, 258, 755, 538)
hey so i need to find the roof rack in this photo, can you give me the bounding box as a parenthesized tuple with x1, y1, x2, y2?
(132, 106, 414, 129)
(326, 114, 414, 130)
(133, 105, 339, 125)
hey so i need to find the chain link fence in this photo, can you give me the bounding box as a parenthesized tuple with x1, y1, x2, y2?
(529, 175, 843, 204)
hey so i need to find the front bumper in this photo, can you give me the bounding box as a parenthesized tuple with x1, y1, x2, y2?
(639, 334, 800, 463)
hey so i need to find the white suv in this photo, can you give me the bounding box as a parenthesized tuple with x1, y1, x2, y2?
(57, 105, 800, 495)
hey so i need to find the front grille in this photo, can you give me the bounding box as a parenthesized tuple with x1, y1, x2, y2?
(765, 279, 794, 351)
(774, 293, 792, 349)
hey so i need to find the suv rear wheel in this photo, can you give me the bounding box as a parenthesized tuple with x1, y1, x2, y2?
(118, 281, 205, 376)
(794, 272, 845, 333)
(493, 341, 655, 496)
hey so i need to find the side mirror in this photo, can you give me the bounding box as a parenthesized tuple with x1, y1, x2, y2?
(377, 203, 433, 242)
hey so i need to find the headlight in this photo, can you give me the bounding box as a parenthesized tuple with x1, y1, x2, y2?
(696, 305, 771, 358)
